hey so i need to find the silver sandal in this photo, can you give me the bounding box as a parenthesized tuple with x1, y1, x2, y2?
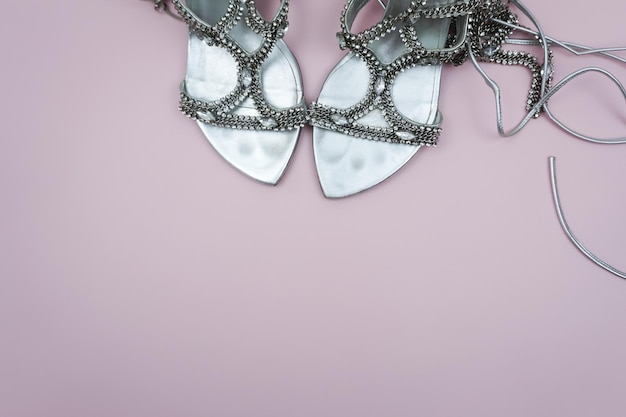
(309, 0, 472, 198)
(155, 0, 307, 184)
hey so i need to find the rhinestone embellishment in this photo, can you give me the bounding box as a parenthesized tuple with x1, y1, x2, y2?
(482, 45, 499, 57)
(173, 0, 308, 133)
(197, 111, 216, 122)
(260, 117, 278, 128)
(374, 76, 386, 96)
(395, 131, 416, 141)
(331, 114, 350, 125)
(278, 21, 289, 37)
(241, 67, 253, 87)
(308, 0, 542, 147)
(336, 32, 347, 50)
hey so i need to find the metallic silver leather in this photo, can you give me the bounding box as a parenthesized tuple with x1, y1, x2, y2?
(184, 0, 304, 184)
(313, 0, 451, 198)
(549, 157, 626, 280)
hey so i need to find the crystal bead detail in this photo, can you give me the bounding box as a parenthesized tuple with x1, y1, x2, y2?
(331, 114, 349, 125)
(260, 117, 278, 128)
(174, 0, 309, 132)
(241, 68, 252, 87)
(278, 22, 289, 37)
(406, 14, 418, 25)
(336, 32, 347, 50)
(197, 111, 216, 122)
(374, 76, 385, 96)
(395, 131, 416, 141)
(482, 45, 499, 57)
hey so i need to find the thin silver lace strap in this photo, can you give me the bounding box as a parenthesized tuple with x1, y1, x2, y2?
(469, 0, 626, 143)
(495, 20, 626, 64)
(549, 157, 626, 280)
(542, 71, 626, 144)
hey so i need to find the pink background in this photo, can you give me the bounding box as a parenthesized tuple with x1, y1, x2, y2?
(2, 0, 625, 416)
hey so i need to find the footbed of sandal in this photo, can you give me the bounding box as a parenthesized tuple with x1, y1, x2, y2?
(182, 0, 305, 185)
(311, 0, 459, 198)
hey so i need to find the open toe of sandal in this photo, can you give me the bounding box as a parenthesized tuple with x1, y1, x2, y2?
(309, 0, 468, 198)
(175, 0, 306, 185)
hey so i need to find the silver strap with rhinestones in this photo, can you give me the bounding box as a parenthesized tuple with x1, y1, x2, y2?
(173, 0, 307, 132)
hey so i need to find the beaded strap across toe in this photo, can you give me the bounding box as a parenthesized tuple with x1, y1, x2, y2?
(309, 0, 472, 198)
(174, 0, 307, 184)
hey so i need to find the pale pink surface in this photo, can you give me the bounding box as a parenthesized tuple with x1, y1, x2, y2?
(1, 1, 625, 416)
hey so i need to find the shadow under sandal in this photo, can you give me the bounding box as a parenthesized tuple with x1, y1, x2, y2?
(309, 0, 471, 198)
(174, 0, 307, 184)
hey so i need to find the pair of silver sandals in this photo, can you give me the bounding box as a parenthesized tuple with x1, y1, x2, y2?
(145, 0, 626, 280)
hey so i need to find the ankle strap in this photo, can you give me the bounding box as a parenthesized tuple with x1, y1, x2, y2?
(337, 0, 474, 58)
(172, 0, 290, 44)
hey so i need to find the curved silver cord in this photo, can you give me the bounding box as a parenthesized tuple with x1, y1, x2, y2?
(494, 19, 626, 64)
(542, 68, 626, 144)
(467, 45, 539, 137)
(471, 49, 626, 142)
(471, 0, 626, 143)
(549, 157, 626, 280)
